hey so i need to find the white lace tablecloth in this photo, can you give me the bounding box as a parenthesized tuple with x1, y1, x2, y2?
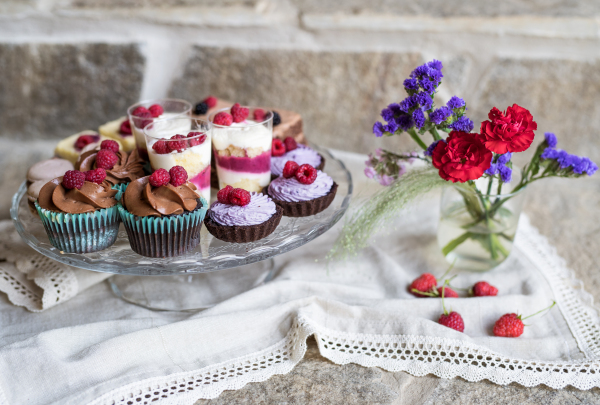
(1, 151, 600, 405)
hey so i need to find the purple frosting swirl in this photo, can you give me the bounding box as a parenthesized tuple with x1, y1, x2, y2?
(268, 171, 333, 202)
(209, 192, 276, 226)
(271, 145, 322, 176)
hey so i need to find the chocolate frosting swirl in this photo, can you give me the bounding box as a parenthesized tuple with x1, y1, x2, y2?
(123, 176, 200, 217)
(76, 148, 145, 185)
(37, 178, 118, 214)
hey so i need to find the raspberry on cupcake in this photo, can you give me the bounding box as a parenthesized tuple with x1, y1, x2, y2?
(270, 137, 324, 178)
(118, 166, 208, 258)
(266, 162, 338, 217)
(35, 169, 121, 253)
(204, 186, 283, 243)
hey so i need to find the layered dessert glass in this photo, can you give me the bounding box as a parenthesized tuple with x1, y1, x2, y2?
(210, 107, 274, 193)
(144, 117, 212, 202)
(127, 98, 192, 160)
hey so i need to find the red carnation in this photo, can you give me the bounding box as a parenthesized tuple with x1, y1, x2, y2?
(432, 131, 492, 183)
(480, 104, 537, 154)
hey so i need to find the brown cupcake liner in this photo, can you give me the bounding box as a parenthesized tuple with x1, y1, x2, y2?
(265, 182, 338, 217)
(204, 205, 283, 243)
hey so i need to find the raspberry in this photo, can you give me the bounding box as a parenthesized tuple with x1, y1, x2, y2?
(84, 168, 107, 184)
(253, 108, 266, 122)
(471, 281, 498, 297)
(282, 161, 300, 178)
(131, 106, 152, 129)
(409, 273, 437, 297)
(295, 164, 318, 185)
(439, 311, 465, 332)
(74, 134, 99, 151)
(283, 136, 297, 151)
(213, 112, 233, 126)
(148, 104, 164, 118)
(149, 168, 170, 187)
(271, 139, 286, 157)
(119, 119, 132, 135)
(167, 134, 187, 153)
(194, 102, 208, 115)
(62, 170, 85, 190)
(188, 133, 207, 147)
(217, 185, 234, 204)
(231, 103, 249, 123)
(493, 314, 524, 337)
(437, 286, 459, 298)
(152, 139, 170, 155)
(272, 111, 281, 126)
(96, 149, 119, 170)
(204, 96, 217, 108)
(100, 139, 119, 153)
(229, 188, 251, 206)
(169, 165, 188, 187)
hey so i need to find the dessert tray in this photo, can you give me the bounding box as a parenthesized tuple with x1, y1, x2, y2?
(11, 145, 352, 277)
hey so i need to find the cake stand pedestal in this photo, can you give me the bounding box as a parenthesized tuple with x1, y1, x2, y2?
(11, 145, 352, 311)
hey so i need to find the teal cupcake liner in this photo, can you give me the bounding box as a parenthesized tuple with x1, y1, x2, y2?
(111, 183, 127, 201)
(118, 196, 208, 258)
(35, 202, 121, 253)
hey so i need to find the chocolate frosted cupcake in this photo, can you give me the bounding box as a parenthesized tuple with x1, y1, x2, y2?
(35, 170, 121, 253)
(76, 140, 145, 193)
(267, 162, 337, 217)
(271, 139, 324, 178)
(204, 187, 283, 243)
(118, 166, 208, 258)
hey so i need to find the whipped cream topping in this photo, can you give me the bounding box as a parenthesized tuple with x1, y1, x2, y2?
(212, 120, 272, 151)
(271, 145, 322, 177)
(209, 192, 276, 226)
(268, 171, 333, 202)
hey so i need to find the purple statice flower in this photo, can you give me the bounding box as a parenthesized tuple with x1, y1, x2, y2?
(485, 163, 498, 176)
(427, 59, 443, 71)
(403, 78, 419, 91)
(399, 95, 417, 113)
(582, 158, 599, 175)
(544, 132, 558, 148)
(420, 79, 436, 93)
(425, 139, 444, 157)
(557, 150, 576, 169)
(541, 147, 560, 160)
(415, 91, 433, 110)
(384, 119, 399, 134)
(396, 113, 415, 131)
(448, 116, 474, 132)
(381, 107, 395, 122)
(499, 165, 512, 183)
(430, 106, 453, 125)
(413, 109, 426, 129)
(377, 174, 395, 186)
(428, 68, 443, 85)
(447, 96, 465, 109)
(411, 64, 431, 79)
(373, 122, 385, 137)
(497, 152, 513, 165)
(364, 166, 376, 179)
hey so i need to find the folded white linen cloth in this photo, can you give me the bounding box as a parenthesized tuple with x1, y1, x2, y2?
(0, 151, 599, 405)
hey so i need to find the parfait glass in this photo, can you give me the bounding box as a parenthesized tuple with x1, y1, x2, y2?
(437, 168, 527, 272)
(144, 117, 212, 203)
(209, 107, 273, 193)
(127, 98, 192, 160)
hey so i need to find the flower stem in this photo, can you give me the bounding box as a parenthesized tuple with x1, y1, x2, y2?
(407, 128, 428, 150)
(442, 232, 473, 256)
(521, 301, 556, 320)
(429, 127, 442, 141)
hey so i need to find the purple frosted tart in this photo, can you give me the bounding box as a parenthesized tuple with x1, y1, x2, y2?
(204, 192, 283, 243)
(271, 145, 325, 177)
(266, 171, 338, 217)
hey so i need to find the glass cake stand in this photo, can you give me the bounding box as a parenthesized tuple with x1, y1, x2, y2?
(11, 146, 352, 311)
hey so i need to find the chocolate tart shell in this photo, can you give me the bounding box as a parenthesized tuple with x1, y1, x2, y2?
(204, 205, 283, 243)
(265, 182, 338, 217)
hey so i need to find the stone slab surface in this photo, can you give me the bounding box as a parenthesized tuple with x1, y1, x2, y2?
(0, 43, 144, 140)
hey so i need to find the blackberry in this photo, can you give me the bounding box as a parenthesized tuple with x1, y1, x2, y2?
(194, 102, 209, 115)
(272, 111, 281, 126)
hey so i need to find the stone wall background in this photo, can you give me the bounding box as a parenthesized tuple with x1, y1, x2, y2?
(1, 0, 600, 215)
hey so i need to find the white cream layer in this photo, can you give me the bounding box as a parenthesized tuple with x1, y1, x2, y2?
(147, 134, 211, 176)
(132, 112, 189, 150)
(212, 121, 272, 152)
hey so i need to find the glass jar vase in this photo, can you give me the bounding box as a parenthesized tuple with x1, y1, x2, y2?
(437, 169, 527, 272)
